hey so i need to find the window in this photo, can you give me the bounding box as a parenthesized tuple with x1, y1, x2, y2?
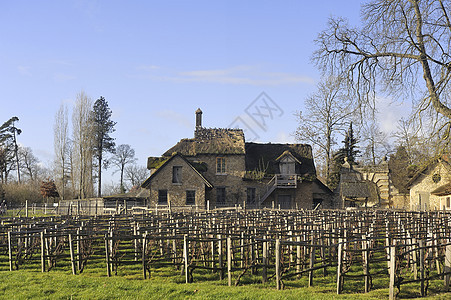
(447, 197, 450, 209)
(432, 173, 441, 183)
(216, 187, 226, 205)
(246, 188, 256, 205)
(172, 166, 182, 184)
(279, 156, 295, 174)
(158, 190, 168, 204)
(186, 190, 196, 205)
(216, 157, 226, 174)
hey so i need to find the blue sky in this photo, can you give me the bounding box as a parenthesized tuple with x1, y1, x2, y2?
(0, 1, 408, 185)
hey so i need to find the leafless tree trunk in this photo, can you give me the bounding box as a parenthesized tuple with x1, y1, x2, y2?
(54, 104, 69, 199)
(72, 91, 94, 199)
(18, 146, 39, 182)
(111, 144, 137, 193)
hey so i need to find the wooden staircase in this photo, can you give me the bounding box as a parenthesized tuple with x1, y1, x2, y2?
(258, 174, 298, 205)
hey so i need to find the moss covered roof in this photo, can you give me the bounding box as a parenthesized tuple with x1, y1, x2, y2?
(162, 128, 245, 156)
(244, 142, 315, 175)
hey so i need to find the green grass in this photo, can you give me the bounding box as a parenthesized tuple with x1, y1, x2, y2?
(1, 262, 451, 299)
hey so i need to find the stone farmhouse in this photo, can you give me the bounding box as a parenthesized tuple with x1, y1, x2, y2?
(141, 109, 334, 209)
(407, 157, 451, 211)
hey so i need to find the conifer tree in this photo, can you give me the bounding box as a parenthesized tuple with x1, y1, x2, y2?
(92, 96, 116, 197)
(327, 123, 360, 190)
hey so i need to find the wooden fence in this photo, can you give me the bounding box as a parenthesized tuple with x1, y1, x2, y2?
(1, 209, 451, 298)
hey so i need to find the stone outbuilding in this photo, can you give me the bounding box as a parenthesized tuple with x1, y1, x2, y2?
(407, 157, 451, 210)
(141, 109, 335, 209)
(335, 159, 379, 208)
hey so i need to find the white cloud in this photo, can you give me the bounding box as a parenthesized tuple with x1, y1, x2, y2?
(273, 131, 295, 144)
(132, 65, 314, 86)
(136, 65, 160, 71)
(17, 66, 32, 76)
(154, 110, 192, 129)
(53, 73, 76, 82)
(376, 96, 411, 134)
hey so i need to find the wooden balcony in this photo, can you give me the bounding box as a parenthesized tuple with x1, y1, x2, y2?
(259, 174, 298, 205)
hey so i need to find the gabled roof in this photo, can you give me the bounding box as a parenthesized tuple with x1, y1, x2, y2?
(340, 181, 371, 199)
(275, 150, 303, 165)
(141, 153, 213, 189)
(431, 182, 451, 196)
(163, 128, 245, 156)
(313, 178, 333, 195)
(244, 143, 315, 175)
(406, 157, 451, 188)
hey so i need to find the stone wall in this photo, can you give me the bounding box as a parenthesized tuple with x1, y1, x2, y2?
(409, 162, 451, 210)
(148, 156, 207, 207)
(262, 181, 313, 209)
(189, 154, 246, 207)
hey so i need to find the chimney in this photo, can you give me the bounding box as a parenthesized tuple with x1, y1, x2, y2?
(195, 108, 202, 129)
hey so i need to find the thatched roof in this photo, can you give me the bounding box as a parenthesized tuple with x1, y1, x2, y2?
(340, 181, 372, 199)
(162, 128, 245, 156)
(142, 153, 213, 189)
(244, 142, 315, 175)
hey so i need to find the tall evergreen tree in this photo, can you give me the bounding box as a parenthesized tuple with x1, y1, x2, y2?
(92, 96, 116, 197)
(0, 117, 21, 183)
(328, 123, 360, 190)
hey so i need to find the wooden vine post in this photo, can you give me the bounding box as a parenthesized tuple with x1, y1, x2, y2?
(227, 236, 232, 287)
(445, 242, 451, 291)
(183, 235, 190, 283)
(389, 240, 397, 300)
(336, 239, 343, 294)
(275, 238, 281, 290)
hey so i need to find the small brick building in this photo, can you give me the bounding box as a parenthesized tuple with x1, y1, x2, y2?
(141, 109, 334, 209)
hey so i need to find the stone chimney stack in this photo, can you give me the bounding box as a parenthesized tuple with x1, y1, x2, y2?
(195, 108, 202, 129)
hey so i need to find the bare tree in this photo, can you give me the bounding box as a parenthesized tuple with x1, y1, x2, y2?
(110, 144, 137, 193)
(359, 118, 391, 165)
(124, 164, 148, 189)
(72, 91, 94, 199)
(294, 76, 355, 181)
(314, 0, 451, 141)
(54, 103, 70, 199)
(18, 146, 40, 182)
(393, 115, 447, 167)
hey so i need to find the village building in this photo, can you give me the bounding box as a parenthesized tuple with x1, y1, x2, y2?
(141, 109, 334, 209)
(335, 158, 409, 209)
(407, 157, 451, 210)
(335, 159, 378, 208)
(356, 158, 409, 209)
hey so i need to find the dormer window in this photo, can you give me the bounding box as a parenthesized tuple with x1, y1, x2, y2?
(276, 151, 300, 175)
(216, 157, 226, 174)
(279, 156, 295, 174)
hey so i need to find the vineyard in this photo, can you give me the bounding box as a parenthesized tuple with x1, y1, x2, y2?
(1, 208, 451, 299)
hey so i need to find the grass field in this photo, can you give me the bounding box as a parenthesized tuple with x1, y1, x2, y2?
(2, 210, 451, 299)
(1, 259, 450, 299)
